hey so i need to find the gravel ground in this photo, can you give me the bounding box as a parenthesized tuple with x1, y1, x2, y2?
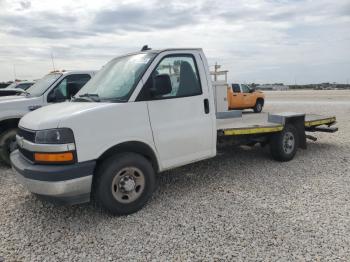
(0, 90, 349, 261)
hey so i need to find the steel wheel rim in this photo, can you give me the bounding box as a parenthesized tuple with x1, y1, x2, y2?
(283, 131, 295, 154)
(257, 103, 262, 111)
(111, 167, 145, 203)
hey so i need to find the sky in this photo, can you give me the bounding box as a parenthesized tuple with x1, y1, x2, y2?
(0, 0, 349, 84)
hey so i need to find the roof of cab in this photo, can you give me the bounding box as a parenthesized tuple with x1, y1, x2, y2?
(141, 48, 202, 54)
(48, 70, 97, 75)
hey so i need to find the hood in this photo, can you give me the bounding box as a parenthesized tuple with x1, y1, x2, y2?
(0, 88, 24, 92)
(19, 101, 116, 130)
(0, 95, 31, 102)
(0, 96, 42, 118)
(0, 89, 24, 97)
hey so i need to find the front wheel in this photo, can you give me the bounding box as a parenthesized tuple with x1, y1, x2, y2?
(0, 128, 18, 166)
(253, 100, 263, 113)
(94, 153, 156, 215)
(270, 125, 298, 162)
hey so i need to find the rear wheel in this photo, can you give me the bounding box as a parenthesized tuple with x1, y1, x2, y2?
(0, 128, 18, 166)
(270, 125, 298, 162)
(94, 153, 156, 215)
(253, 100, 263, 113)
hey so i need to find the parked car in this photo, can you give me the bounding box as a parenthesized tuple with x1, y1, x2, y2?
(0, 70, 96, 165)
(227, 83, 265, 113)
(0, 81, 35, 97)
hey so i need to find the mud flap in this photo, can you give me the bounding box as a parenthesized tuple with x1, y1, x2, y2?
(268, 112, 307, 149)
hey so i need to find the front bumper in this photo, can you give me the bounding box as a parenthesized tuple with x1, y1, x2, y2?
(10, 150, 96, 205)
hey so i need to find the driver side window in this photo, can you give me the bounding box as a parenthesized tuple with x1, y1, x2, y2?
(48, 74, 91, 102)
(137, 55, 202, 101)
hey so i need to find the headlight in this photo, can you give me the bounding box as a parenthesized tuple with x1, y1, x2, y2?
(35, 128, 75, 144)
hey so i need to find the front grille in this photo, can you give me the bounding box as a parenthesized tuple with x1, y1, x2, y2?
(17, 127, 36, 142)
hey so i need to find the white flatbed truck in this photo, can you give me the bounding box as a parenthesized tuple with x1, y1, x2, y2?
(10, 48, 338, 215)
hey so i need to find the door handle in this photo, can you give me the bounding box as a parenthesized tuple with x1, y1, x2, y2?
(243, 95, 247, 96)
(204, 99, 209, 114)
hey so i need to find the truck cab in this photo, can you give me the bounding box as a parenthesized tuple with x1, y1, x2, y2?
(0, 70, 95, 165)
(228, 83, 265, 112)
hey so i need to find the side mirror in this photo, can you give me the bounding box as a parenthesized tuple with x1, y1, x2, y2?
(249, 88, 255, 93)
(66, 82, 80, 98)
(48, 89, 66, 102)
(151, 74, 172, 97)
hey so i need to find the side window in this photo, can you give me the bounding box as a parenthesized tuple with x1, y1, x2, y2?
(241, 85, 250, 93)
(65, 74, 91, 97)
(55, 78, 68, 97)
(138, 55, 202, 100)
(232, 84, 241, 93)
(48, 74, 91, 102)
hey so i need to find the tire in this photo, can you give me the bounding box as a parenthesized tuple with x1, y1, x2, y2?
(270, 125, 298, 162)
(253, 99, 263, 113)
(0, 128, 18, 166)
(94, 153, 156, 215)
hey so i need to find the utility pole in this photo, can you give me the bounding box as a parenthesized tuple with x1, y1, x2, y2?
(214, 62, 221, 81)
(51, 52, 56, 71)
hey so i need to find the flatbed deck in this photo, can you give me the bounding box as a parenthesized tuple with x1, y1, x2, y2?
(217, 113, 336, 136)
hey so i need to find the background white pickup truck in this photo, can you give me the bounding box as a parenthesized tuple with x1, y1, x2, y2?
(0, 70, 95, 165)
(11, 48, 337, 215)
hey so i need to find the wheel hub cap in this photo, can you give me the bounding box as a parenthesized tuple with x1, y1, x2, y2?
(120, 176, 136, 192)
(283, 131, 295, 154)
(111, 167, 145, 203)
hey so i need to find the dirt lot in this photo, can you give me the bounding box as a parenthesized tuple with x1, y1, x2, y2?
(0, 90, 349, 261)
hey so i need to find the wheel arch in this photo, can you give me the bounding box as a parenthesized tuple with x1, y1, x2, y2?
(97, 141, 160, 172)
(256, 97, 264, 106)
(0, 118, 21, 135)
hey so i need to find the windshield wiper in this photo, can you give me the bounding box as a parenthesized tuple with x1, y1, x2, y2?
(103, 97, 126, 103)
(73, 93, 100, 102)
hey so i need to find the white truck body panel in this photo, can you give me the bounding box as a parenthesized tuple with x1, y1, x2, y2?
(0, 96, 43, 121)
(20, 101, 156, 164)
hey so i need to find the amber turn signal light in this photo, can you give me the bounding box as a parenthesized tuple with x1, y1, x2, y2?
(34, 152, 74, 163)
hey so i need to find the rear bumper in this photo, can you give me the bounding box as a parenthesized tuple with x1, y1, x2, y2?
(10, 150, 96, 205)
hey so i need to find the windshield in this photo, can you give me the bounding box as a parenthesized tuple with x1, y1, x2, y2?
(75, 53, 155, 102)
(26, 73, 62, 97)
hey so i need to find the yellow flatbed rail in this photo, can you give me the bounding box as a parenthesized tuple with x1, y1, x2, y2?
(218, 114, 336, 136)
(304, 117, 336, 127)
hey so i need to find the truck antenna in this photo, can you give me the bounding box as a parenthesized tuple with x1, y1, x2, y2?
(13, 64, 17, 81)
(141, 45, 151, 51)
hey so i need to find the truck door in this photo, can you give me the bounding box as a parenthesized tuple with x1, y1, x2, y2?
(230, 84, 244, 108)
(137, 53, 215, 169)
(241, 84, 254, 107)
